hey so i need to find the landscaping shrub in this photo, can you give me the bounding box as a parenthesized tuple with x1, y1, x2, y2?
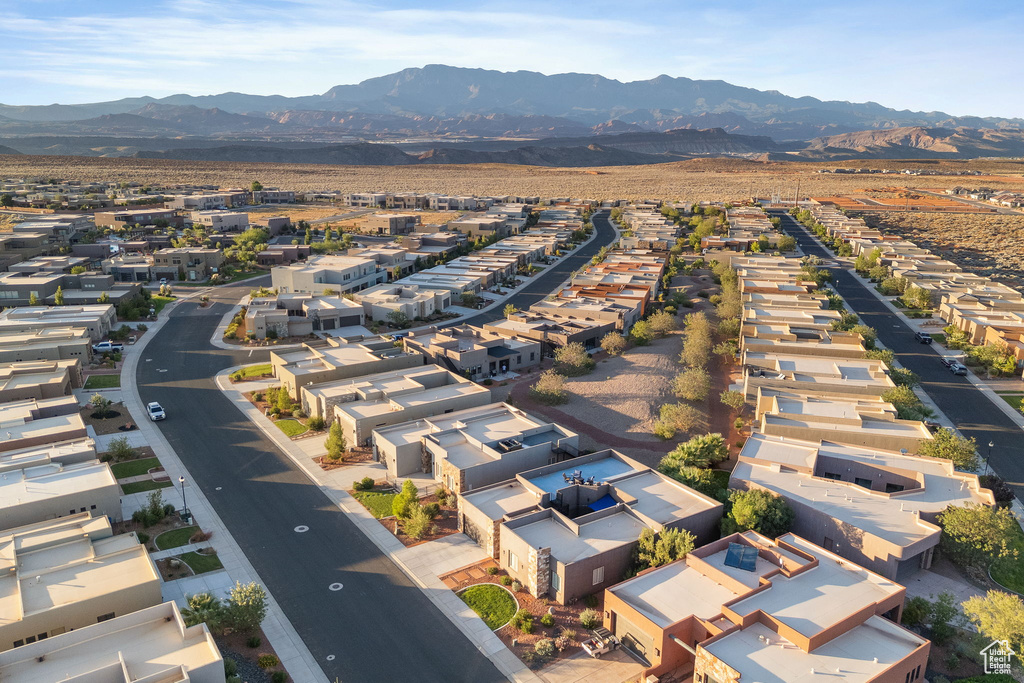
(391, 479, 419, 519)
(540, 613, 555, 628)
(600, 332, 627, 356)
(511, 609, 534, 634)
(579, 608, 600, 629)
(224, 659, 238, 677)
(271, 672, 288, 683)
(422, 502, 441, 519)
(99, 452, 113, 462)
(436, 488, 449, 505)
(511, 580, 522, 592)
(530, 369, 569, 405)
(583, 594, 599, 608)
(190, 530, 213, 543)
(500, 575, 513, 586)
(307, 416, 325, 431)
(554, 342, 595, 376)
(353, 477, 374, 491)
(404, 504, 436, 540)
(534, 638, 555, 657)
(137, 533, 149, 545)
(257, 654, 279, 669)
(227, 677, 241, 683)
(901, 596, 931, 628)
(486, 566, 499, 575)
(482, 378, 493, 386)
(247, 635, 262, 648)
(106, 435, 136, 462)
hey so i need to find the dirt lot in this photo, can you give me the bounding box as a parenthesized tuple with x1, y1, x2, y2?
(3, 155, 1024, 202)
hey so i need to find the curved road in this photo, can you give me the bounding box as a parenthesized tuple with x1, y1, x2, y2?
(773, 211, 1024, 493)
(136, 284, 504, 683)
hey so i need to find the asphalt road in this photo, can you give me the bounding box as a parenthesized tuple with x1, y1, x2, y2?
(136, 285, 504, 683)
(452, 210, 618, 327)
(772, 211, 1024, 493)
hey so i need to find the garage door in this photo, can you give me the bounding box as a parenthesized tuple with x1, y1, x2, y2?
(613, 611, 654, 665)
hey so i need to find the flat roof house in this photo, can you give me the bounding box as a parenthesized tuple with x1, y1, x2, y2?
(0, 395, 89, 454)
(373, 402, 579, 486)
(0, 304, 115, 341)
(529, 297, 642, 332)
(0, 514, 162, 652)
(151, 248, 225, 282)
(0, 458, 120, 530)
(272, 254, 387, 295)
(459, 450, 722, 604)
(271, 337, 423, 400)
(603, 531, 928, 681)
(742, 353, 896, 400)
(328, 365, 492, 447)
(0, 601, 224, 683)
(0, 327, 91, 363)
(731, 432, 993, 580)
(0, 359, 81, 403)
(354, 283, 452, 322)
(403, 325, 541, 380)
(244, 294, 365, 340)
(483, 314, 616, 356)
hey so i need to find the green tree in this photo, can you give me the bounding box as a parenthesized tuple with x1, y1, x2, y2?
(28, 292, 38, 306)
(661, 433, 728, 469)
(652, 403, 701, 439)
(629, 319, 654, 346)
(937, 503, 1020, 568)
(325, 421, 346, 461)
(503, 303, 518, 319)
(530, 369, 568, 405)
(0, 194, 13, 207)
(106, 435, 135, 462)
(554, 342, 594, 376)
(181, 592, 227, 634)
(53, 285, 64, 306)
(962, 590, 1024, 656)
(928, 591, 961, 645)
(647, 310, 677, 337)
(250, 181, 263, 193)
(919, 428, 979, 470)
(777, 235, 796, 251)
(386, 310, 410, 329)
(720, 390, 746, 413)
(98, 291, 110, 304)
(634, 527, 695, 571)
(724, 489, 794, 538)
(391, 479, 419, 519)
(672, 367, 710, 402)
(225, 581, 268, 634)
(70, 265, 87, 275)
(849, 324, 876, 349)
(880, 385, 930, 421)
(404, 503, 436, 540)
(658, 464, 726, 500)
(600, 332, 627, 356)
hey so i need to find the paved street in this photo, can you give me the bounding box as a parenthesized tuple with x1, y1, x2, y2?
(136, 285, 504, 683)
(454, 210, 617, 327)
(774, 211, 1024, 493)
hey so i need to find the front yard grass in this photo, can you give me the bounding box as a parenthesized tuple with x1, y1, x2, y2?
(353, 489, 397, 519)
(274, 419, 308, 438)
(150, 295, 175, 314)
(459, 584, 517, 630)
(232, 363, 273, 380)
(110, 457, 160, 480)
(155, 526, 199, 550)
(179, 551, 223, 574)
(996, 392, 1024, 412)
(84, 374, 121, 390)
(990, 519, 1024, 593)
(121, 479, 173, 495)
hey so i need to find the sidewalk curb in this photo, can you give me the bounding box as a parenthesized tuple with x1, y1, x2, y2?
(121, 301, 329, 683)
(214, 369, 543, 683)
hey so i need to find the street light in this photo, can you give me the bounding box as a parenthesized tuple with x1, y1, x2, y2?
(985, 441, 994, 477)
(178, 476, 189, 523)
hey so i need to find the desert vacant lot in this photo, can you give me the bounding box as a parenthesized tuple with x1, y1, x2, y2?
(2, 154, 1024, 202)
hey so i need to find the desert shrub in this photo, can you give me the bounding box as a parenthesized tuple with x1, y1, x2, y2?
(486, 566, 499, 575)
(307, 416, 325, 431)
(579, 608, 600, 629)
(501, 575, 513, 586)
(353, 476, 375, 491)
(190, 529, 213, 543)
(423, 502, 441, 518)
(224, 659, 238, 677)
(534, 638, 555, 657)
(511, 580, 523, 592)
(629, 319, 654, 346)
(530, 369, 568, 405)
(540, 613, 555, 628)
(554, 342, 595, 376)
(257, 654, 279, 669)
(511, 608, 534, 634)
(652, 402, 702, 439)
(271, 672, 288, 683)
(672, 367, 710, 402)
(404, 504, 436, 540)
(246, 635, 262, 648)
(600, 332, 627, 356)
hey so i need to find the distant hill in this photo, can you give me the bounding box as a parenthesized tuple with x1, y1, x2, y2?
(0, 144, 22, 155)
(799, 127, 1024, 159)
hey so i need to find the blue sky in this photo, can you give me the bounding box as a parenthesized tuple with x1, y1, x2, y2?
(1, 0, 1021, 118)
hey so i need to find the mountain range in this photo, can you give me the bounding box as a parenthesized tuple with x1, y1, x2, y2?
(0, 65, 1022, 164)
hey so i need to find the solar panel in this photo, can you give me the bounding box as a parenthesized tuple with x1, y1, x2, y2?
(739, 546, 759, 572)
(724, 543, 744, 569)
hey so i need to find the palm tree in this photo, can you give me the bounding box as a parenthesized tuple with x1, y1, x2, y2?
(180, 592, 225, 633)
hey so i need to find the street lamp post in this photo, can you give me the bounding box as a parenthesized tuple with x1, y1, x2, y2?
(985, 441, 994, 477)
(178, 476, 189, 523)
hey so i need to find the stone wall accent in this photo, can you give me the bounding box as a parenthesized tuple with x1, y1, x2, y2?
(695, 646, 740, 683)
(527, 546, 551, 597)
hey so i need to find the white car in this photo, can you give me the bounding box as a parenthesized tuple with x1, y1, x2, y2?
(147, 402, 166, 421)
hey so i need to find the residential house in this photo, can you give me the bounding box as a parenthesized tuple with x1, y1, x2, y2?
(272, 337, 423, 400)
(271, 254, 387, 295)
(403, 325, 541, 379)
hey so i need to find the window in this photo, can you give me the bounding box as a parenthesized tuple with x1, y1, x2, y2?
(530, 352, 535, 361)
(25, 635, 36, 644)
(90, 504, 96, 510)
(508, 551, 519, 572)
(592, 566, 605, 585)
(12, 640, 23, 648)
(885, 483, 905, 494)
(69, 509, 75, 515)
(79, 507, 86, 513)
(36, 632, 47, 641)
(854, 477, 872, 489)
(821, 472, 842, 481)
(550, 571, 561, 592)
(97, 612, 115, 623)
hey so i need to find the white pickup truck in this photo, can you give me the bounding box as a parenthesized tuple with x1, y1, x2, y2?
(92, 341, 124, 354)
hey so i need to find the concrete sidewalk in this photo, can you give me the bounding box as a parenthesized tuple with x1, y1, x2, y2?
(216, 369, 542, 683)
(119, 297, 329, 683)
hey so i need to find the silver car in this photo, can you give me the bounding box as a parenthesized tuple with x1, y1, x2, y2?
(147, 402, 166, 421)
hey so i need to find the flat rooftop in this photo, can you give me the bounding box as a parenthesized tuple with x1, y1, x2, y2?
(734, 434, 991, 548)
(513, 510, 647, 564)
(462, 480, 540, 520)
(704, 618, 926, 683)
(0, 601, 222, 682)
(0, 460, 115, 512)
(610, 561, 743, 628)
(610, 470, 720, 525)
(524, 457, 636, 496)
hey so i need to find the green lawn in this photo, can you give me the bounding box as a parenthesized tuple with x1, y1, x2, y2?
(930, 333, 946, 345)
(84, 374, 121, 390)
(150, 295, 175, 314)
(996, 393, 1024, 412)
(353, 489, 398, 518)
(110, 457, 160, 480)
(179, 551, 223, 574)
(459, 584, 517, 630)
(710, 469, 731, 490)
(233, 363, 273, 380)
(121, 479, 173, 495)
(274, 419, 308, 438)
(155, 526, 199, 550)
(991, 520, 1024, 593)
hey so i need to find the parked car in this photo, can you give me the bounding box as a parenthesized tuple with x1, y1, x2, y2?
(940, 357, 956, 369)
(949, 362, 968, 376)
(92, 341, 124, 354)
(582, 628, 619, 659)
(147, 402, 166, 421)
(914, 331, 933, 344)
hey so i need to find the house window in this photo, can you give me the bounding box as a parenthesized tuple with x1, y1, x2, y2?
(97, 612, 115, 623)
(36, 632, 47, 641)
(821, 472, 842, 481)
(25, 635, 36, 644)
(12, 640, 23, 648)
(854, 477, 872, 489)
(592, 566, 605, 585)
(550, 571, 561, 592)
(90, 504, 96, 510)
(530, 352, 535, 361)
(885, 483, 905, 494)
(508, 551, 519, 572)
